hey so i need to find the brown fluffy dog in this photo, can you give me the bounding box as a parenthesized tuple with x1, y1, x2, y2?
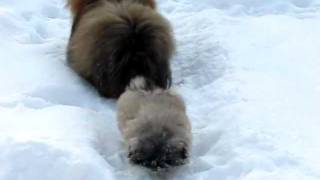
(117, 77, 192, 170)
(67, 0, 174, 98)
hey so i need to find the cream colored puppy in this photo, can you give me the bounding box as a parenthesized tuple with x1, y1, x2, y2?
(117, 77, 192, 170)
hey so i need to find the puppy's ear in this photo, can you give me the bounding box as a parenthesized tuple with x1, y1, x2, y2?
(67, 0, 99, 16)
(146, 0, 156, 9)
(137, 0, 156, 9)
(67, 0, 83, 16)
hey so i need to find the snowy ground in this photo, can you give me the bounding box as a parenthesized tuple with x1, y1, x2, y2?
(1, 0, 320, 179)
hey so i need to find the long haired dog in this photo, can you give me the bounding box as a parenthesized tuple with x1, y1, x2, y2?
(117, 77, 192, 170)
(67, 0, 174, 98)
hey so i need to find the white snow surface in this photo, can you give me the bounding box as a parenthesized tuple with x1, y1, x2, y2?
(1, 0, 320, 179)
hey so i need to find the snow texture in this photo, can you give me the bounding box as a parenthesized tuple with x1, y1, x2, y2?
(1, 0, 320, 179)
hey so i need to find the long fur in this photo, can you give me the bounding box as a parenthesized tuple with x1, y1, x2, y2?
(67, 0, 173, 98)
(117, 77, 192, 170)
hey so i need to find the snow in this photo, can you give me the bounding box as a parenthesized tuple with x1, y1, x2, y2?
(1, 0, 320, 179)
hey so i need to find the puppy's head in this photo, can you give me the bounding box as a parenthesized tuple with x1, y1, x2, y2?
(132, 0, 156, 9)
(128, 130, 190, 170)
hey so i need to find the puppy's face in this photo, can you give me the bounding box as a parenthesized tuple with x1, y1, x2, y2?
(128, 135, 189, 170)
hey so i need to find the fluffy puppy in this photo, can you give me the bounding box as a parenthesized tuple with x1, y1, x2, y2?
(67, 0, 174, 98)
(117, 77, 192, 170)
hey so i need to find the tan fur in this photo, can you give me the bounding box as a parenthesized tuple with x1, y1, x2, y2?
(118, 90, 190, 142)
(117, 77, 192, 169)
